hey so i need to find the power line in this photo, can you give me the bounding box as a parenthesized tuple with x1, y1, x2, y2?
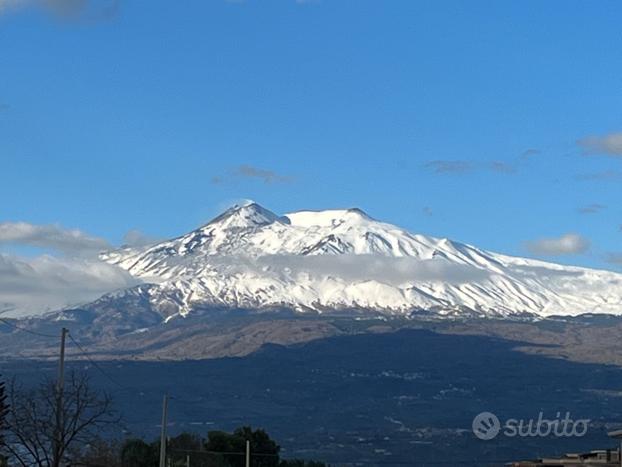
(65, 333, 201, 405)
(0, 317, 58, 338)
(66, 332, 130, 392)
(0, 320, 139, 400)
(0, 318, 136, 394)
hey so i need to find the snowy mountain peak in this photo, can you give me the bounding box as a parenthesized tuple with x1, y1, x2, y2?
(285, 208, 373, 228)
(101, 204, 622, 320)
(205, 202, 286, 230)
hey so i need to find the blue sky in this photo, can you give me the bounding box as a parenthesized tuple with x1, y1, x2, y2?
(1, 0, 621, 270)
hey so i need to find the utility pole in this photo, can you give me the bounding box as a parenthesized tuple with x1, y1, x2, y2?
(186, 454, 190, 467)
(159, 394, 169, 467)
(245, 439, 250, 467)
(52, 327, 68, 467)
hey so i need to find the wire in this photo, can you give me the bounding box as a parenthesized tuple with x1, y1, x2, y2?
(0, 317, 58, 338)
(67, 332, 131, 392)
(67, 333, 203, 405)
(0, 319, 134, 393)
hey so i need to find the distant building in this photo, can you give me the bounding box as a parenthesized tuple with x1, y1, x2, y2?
(509, 449, 621, 466)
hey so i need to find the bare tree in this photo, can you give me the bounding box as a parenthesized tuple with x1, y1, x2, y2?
(0, 376, 8, 467)
(72, 437, 122, 467)
(0, 377, 7, 438)
(2, 371, 119, 467)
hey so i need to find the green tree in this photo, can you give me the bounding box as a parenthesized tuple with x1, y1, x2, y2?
(168, 432, 203, 466)
(77, 438, 122, 467)
(205, 426, 280, 467)
(120, 438, 158, 467)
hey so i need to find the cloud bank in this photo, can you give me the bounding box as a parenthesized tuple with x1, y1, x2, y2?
(0, 254, 139, 317)
(0, 221, 111, 255)
(211, 254, 491, 285)
(0, 221, 140, 317)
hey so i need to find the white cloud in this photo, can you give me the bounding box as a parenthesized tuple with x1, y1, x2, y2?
(0, 254, 139, 317)
(0, 0, 119, 19)
(577, 204, 606, 215)
(520, 148, 541, 159)
(578, 131, 622, 157)
(0, 222, 110, 256)
(0, 221, 144, 317)
(211, 165, 293, 185)
(235, 164, 290, 183)
(525, 233, 590, 256)
(424, 160, 473, 174)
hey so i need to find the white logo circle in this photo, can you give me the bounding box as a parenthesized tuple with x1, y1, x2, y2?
(472, 411, 501, 440)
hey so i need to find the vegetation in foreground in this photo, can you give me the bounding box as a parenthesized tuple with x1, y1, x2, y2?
(0, 372, 325, 467)
(116, 428, 326, 467)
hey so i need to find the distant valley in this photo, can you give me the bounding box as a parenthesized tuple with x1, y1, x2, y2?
(4, 328, 622, 467)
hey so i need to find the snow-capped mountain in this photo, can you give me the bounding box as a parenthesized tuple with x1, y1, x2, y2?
(100, 202, 622, 320)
